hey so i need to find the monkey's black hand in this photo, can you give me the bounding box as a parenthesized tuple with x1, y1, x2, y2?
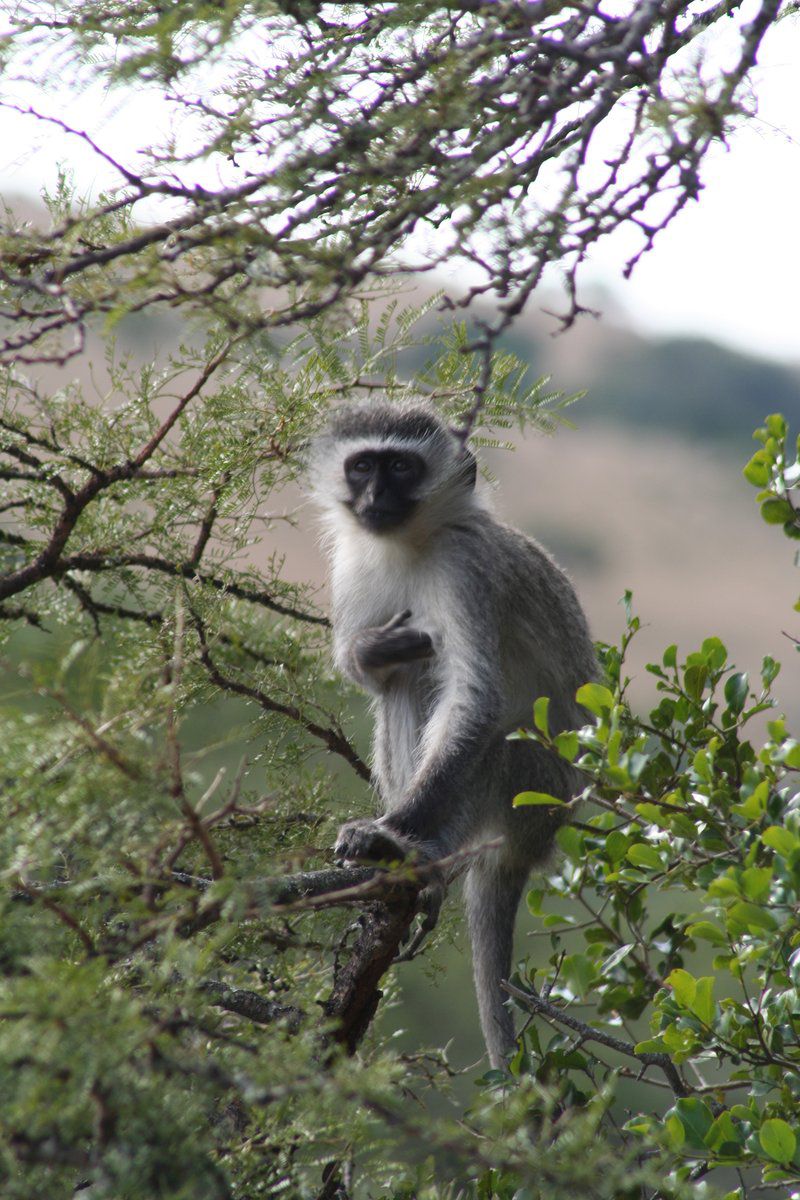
(335, 819, 446, 956)
(334, 817, 418, 865)
(352, 609, 434, 672)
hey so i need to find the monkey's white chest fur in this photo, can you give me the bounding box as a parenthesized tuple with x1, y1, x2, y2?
(330, 526, 450, 649)
(330, 526, 458, 799)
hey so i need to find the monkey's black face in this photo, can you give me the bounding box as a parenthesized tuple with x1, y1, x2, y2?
(344, 449, 426, 532)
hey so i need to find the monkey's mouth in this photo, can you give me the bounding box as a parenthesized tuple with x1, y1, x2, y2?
(359, 504, 415, 532)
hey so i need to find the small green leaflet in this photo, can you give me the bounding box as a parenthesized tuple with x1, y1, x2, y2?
(512, 791, 566, 807)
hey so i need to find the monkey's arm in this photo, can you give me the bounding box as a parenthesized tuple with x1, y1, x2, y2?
(336, 609, 434, 693)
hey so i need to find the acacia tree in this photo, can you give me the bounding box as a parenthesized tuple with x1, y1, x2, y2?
(1, 3, 799, 1199)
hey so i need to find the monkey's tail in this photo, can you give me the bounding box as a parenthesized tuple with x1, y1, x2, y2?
(463, 855, 530, 1070)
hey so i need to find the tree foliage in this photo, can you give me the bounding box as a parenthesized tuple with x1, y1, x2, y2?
(0, 0, 785, 370)
(1, 2, 799, 1198)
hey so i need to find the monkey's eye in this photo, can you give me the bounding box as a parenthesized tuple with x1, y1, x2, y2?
(390, 458, 412, 474)
(349, 458, 372, 474)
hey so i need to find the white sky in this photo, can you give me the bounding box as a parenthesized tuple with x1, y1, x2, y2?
(1, 12, 799, 366)
(590, 14, 800, 365)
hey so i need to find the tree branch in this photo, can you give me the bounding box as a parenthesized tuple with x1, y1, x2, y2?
(201, 980, 304, 1032)
(503, 982, 691, 1097)
(192, 611, 368, 781)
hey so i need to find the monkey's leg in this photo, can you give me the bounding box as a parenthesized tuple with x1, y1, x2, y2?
(463, 854, 531, 1070)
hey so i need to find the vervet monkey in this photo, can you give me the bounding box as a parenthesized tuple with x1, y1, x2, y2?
(310, 402, 596, 1068)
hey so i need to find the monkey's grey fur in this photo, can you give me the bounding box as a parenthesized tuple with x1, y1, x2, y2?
(310, 402, 596, 1068)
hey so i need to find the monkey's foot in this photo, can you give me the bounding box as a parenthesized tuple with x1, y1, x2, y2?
(394, 878, 445, 962)
(334, 818, 419, 866)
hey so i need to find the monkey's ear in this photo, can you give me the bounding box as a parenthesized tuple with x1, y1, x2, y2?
(459, 449, 478, 490)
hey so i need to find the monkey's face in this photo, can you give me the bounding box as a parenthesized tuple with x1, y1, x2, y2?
(343, 449, 426, 533)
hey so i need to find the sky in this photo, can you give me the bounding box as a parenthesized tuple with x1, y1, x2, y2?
(592, 13, 800, 365)
(1, 9, 799, 366)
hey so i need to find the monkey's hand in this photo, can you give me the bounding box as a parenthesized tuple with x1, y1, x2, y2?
(334, 818, 446, 957)
(334, 817, 420, 866)
(351, 609, 434, 675)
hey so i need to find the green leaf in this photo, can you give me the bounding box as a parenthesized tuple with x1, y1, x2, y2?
(665, 968, 696, 1008)
(781, 740, 800, 769)
(664, 1112, 685, 1150)
(670, 1097, 714, 1149)
(662, 1023, 698, 1061)
(734, 780, 769, 822)
(708, 875, 741, 899)
(561, 953, 596, 997)
(512, 791, 566, 808)
(662, 644, 678, 669)
(599, 943, 634, 974)
(604, 831, 629, 863)
(575, 682, 614, 717)
(686, 921, 727, 946)
(684, 663, 707, 701)
(556, 824, 583, 860)
(761, 497, 794, 525)
(692, 748, 713, 782)
(743, 451, 771, 487)
(690, 976, 715, 1025)
(553, 730, 579, 761)
(740, 865, 772, 901)
(765, 413, 788, 440)
(704, 1111, 744, 1154)
(700, 636, 727, 669)
(728, 901, 778, 933)
(626, 843, 663, 871)
(634, 1037, 667, 1054)
(762, 825, 799, 857)
(623, 1116, 656, 1136)
(759, 1119, 796, 1164)
(533, 695, 550, 736)
(761, 655, 780, 686)
(724, 671, 748, 714)
(635, 801, 667, 826)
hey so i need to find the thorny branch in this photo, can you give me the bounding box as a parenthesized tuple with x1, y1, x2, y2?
(192, 609, 369, 781)
(200, 980, 304, 1032)
(0, 340, 322, 623)
(14, 860, 428, 1054)
(0, 0, 784, 379)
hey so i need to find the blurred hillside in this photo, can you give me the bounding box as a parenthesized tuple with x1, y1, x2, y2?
(503, 301, 800, 448)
